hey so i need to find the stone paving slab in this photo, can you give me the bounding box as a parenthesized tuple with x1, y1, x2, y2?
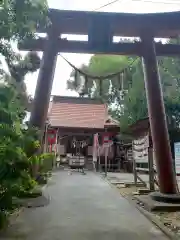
(1, 171, 168, 240)
(106, 172, 180, 188)
(135, 194, 180, 212)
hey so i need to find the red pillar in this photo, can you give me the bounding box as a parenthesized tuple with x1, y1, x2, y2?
(141, 35, 177, 194)
(30, 29, 58, 131)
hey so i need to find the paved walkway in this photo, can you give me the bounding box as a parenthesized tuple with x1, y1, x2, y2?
(106, 172, 180, 184)
(3, 171, 168, 240)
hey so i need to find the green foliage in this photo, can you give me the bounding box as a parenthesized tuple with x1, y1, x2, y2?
(119, 59, 148, 130)
(0, 0, 49, 40)
(0, 0, 49, 228)
(0, 84, 36, 214)
(39, 153, 55, 173)
(0, 41, 41, 110)
(67, 43, 180, 134)
(67, 55, 134, 101)
(22, 127, 40, 157)
(0, 84, 42, 228)
(0, 0, 47, 111)
(29, 153, 54, 185)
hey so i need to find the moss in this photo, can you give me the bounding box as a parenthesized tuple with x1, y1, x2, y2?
(0, 211, 9, 230)
(18, 188, 42, 199)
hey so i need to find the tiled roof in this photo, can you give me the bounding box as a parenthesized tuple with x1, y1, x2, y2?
(48, 96, 109, 129)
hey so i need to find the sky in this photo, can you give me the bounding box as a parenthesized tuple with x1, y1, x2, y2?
(24, 0, 180, 98)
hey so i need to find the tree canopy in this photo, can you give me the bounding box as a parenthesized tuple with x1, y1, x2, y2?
(67, 40, 180, 132)
(0, 0, 48, 109)
(0, 0, 49, 228)
(0, 0, 48, 40)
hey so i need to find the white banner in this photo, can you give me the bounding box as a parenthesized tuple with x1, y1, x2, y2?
(174, 142, 180, 174)
(133, 149, 148, 163)
(133, 135, 149, 164)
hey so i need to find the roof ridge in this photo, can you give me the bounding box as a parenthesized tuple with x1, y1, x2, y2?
(52, 95, 105, 105)
(48, 98, 108, 129)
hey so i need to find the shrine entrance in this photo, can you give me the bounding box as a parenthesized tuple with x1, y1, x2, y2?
(70, 137, 88, 156)
(19, 9, 180, 196)
(66, 136, 88, 171)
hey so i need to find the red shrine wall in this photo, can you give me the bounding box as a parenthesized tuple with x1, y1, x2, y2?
(44, 127, 117, 159)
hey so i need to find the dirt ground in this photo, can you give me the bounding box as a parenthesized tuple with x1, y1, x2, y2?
(116, 183, 180, 237)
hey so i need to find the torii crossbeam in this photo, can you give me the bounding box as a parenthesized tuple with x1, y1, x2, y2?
(19, 9, 180, 196)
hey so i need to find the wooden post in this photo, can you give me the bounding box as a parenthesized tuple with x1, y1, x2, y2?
(54, 129, 59, 168)
(43, 123, 48, 153)
(30, 29, 58, 133)
(98, 147, 102, 172)
(141, 35, 177, 194)
(148, 147, 155, 191)
(132, 144, 137, 185)
(105, 147, 108, 177)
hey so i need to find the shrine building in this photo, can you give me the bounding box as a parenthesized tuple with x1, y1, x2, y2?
(44, 96, 119, 170)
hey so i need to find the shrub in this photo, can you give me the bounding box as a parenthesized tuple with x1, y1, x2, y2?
(0, 85, 40, 228)
(40, 153, 55, 173)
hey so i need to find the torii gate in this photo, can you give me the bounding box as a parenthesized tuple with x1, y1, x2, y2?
(19, 9, 180, 197)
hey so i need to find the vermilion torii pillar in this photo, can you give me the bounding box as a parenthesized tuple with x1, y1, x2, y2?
(20, 9, 180, 196)
(141, 34, 177, 194)
(30, 29, 58, 131)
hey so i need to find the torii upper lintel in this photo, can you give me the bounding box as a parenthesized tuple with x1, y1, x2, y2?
(38, 9, 180, 38)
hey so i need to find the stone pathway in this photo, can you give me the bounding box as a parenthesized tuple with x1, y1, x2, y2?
(1, 171, 168, 240)
(106, 172, 180, 188)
